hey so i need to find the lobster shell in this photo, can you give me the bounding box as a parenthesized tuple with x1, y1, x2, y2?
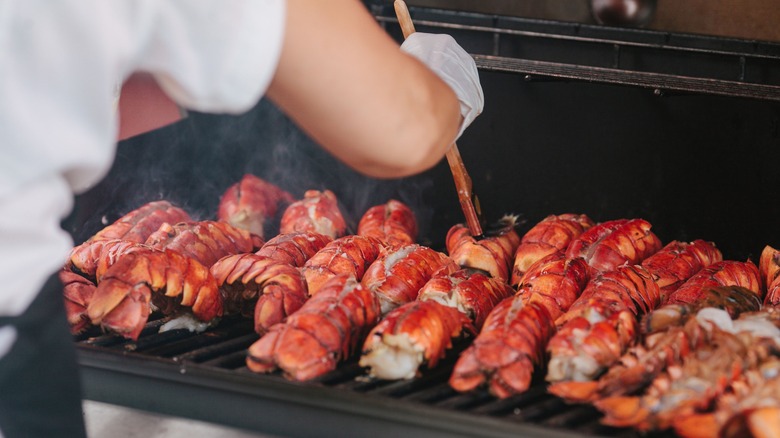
(357, 199, 418, 249)
(254, 231, 332, 267)
(511, 213, 594, 286)
(216, 174, 294, 239)
(301, 235, 385, 295)
(361, 244, 458, 315)
(246, 275, 380, 381)
(417, 268, 514, 330)
(210, 253, 308, 334)
(446, 215, 520, 282)
(360, 300, 474, 380)
(279, 189, 347, 239)
(87, 248, 222, 340)
(565, 218, 663, 274)
(641, 240, 723, 302)
(67, 200, 190, 277)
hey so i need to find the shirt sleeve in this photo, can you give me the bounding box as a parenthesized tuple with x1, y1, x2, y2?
(138, 0, 286, 114)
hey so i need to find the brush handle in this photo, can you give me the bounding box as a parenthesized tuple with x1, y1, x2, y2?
(394, 0, 483, 237)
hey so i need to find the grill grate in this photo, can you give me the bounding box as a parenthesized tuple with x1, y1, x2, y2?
(75, 314, 674, 438)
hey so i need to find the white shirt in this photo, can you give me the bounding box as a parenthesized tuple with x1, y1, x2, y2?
(0, 0, 286, 356)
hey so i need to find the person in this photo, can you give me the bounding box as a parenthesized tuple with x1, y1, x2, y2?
(0, 1, 483, 437)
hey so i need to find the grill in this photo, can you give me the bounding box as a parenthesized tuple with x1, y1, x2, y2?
(76, 315, 649, 438)
(67, 2, 780, 437)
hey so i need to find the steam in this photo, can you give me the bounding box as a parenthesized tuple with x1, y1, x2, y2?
(64, 99, 440, 246)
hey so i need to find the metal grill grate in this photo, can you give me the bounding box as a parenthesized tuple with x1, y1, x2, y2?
(75, 314, 672, 438)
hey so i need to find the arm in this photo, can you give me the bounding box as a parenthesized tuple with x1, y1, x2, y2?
(266, 0, 462, 179)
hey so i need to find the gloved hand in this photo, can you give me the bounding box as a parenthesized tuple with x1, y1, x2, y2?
(401, 32, 484, 139)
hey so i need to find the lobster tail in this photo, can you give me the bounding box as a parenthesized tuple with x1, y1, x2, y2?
(87, 248, 222, 340)
(511, 213, 594, 286)
(446, 215, 520, 282)
(279, 190, 347, 239)
(217, 174, 294, 239)
(247, 275, 380, 380)
(357, 199, 418, 248)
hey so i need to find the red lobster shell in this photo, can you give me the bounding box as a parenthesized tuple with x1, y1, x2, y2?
(86, 221, 257, 339)
(87, 248, 222, 340)
(209, 254, 308, 334)
(450, 253, 590, 398)
(359, 300, 474, 380)
(357, 199, 418, 248)
(217, 174, 294, 239)
(60, 269, 97, 334)
(565, 218, 663, 274)
(511, 213, 594, 286)
(361, 244, 458, 315)
(417, 268, 515, 330)
(145, 220, 262, 267)
(247, 275, 381, 381)
(254, 231, 332, 267)
(664, 260, 762, 306)
(301, 235, 385, 295)
(515, 252, 591, 321)
(361, 268, 512, 382)
(641, 239, 722, 302)
(67, 200, 190, 278)
(450, 299, 554, 398)
(446, 215, 520, 282)
(595, 286, 763, 402)
(760, 245, 780, 307)
(595, 311, 780, 431)
(279, 189, 347, 239)
(546, 265, 661, 400)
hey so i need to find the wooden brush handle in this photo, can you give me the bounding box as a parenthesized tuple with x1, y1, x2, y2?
(394, 0, 483, 237)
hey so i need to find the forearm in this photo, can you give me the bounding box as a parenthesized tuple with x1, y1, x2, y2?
(266, 0, 461, 178)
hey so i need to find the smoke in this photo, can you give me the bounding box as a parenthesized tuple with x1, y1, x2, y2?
(64, 98, 444, 245)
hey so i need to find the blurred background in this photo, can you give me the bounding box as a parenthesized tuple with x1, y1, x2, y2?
(407, 0, 780, 42)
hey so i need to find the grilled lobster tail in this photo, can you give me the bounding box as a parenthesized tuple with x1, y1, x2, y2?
(87, 248, 222, 340)
(361, 244, 459, 315)
(361, 269, 511, 381)
(360, 300, 474, 380)
(565, 218, 663, 274)
(247, 275, 381, 381)
(67, 200, 190, 277)
(546, 265, 661, 400)
(450, 253, 590, 398)
(450, 299, 555, 398)
(446, 215, 521, 282)
(60, 269, 97, 334)
(515, 252, 591, 321)
(209, 253, 308, 334)
(217, 174, 294, 239)
(301, 235, 385, 295)
(664, 260, 762, 306)
(641, 240, 722, 302)
(279, 190, 347, 239)
(145, 220, 262, 266)
(254, 231, 332, 267)
(357, 199, 418, 248)
(511, 213, 594, 286)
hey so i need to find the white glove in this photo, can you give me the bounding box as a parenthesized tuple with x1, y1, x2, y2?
(401, 32, 484, 139)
